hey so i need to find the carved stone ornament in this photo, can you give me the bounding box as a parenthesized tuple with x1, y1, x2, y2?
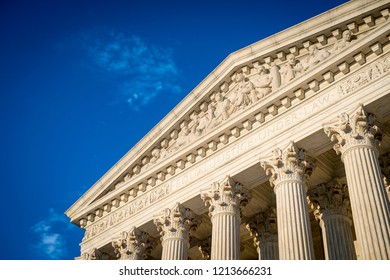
(260, 141, 316, 187)
(246, 207, 278, 249)
(379, 152, 390, 201)
(111, 226, 152, 260)
(307, 178, 352, 222)
(80, 248, 108, 260)
(153, 202, 199, 241)
(201, 176, 251, 217)
(198, 237, 211, 260)
(323, 105, 382, 157)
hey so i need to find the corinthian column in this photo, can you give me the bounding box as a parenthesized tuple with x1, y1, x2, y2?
(246, 207, 278, 260)
(379, 152, 390, 202)
(154, 203, 199, 260)
(308, 179, 356, 259)
(261, 141, 315, 260)
(112, 226, 152, 260)
(201, 176, 250, 260)
(324, 105, 390, 259)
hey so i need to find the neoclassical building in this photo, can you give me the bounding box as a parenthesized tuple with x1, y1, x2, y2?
(66, 0, 390, 260)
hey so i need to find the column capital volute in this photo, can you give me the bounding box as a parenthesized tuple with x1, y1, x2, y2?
(246, 207, 278, 247)
(200, 175, 251, 217)
(153, 202, 200, 242)
(80, 248, 109, 260)
(307, 178, 352, 222)
(260, 141, 316, 188)
(323, 105, 382, 157)
(111, 226, 152, 260)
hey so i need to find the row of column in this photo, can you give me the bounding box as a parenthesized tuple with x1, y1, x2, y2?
(108, 105, 389, 260)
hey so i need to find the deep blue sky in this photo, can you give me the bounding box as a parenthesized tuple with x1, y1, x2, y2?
(0, 0, 349, 260)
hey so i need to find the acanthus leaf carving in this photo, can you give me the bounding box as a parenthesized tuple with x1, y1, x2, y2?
(201, 176, 251, 217)
(112, 226, 152, 260)
(307, 178, 352, 222)
(246, 207, 278, 249)
(153, 202, 200, 241)
(323, 105, 382, 156)
(260, 141, 316, 187)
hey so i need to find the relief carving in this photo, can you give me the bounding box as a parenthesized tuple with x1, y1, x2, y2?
(280, 54, 303, 85)
(229, 72, 257, 113)
(330, 30, 353, 53)
(82, 184, 171, 242)
(120, 19, 383, 197)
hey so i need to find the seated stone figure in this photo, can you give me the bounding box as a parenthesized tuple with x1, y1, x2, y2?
(280, 54, 303, 85)
(253, 65, 272, 97)
(229, 72, 257, 113)
(304, 44, 330, 70)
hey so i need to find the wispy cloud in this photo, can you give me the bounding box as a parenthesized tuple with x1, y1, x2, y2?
(31, 208, 69, 259)
(83, 28, 181, 110)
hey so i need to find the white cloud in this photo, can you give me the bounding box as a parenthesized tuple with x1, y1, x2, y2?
(83, 29, 182, 110)
(31, 208, 69, 259)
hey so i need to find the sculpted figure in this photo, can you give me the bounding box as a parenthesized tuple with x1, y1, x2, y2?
(148, 148, 167, 166)
(253, 65, 272, 97)
(269, 64, 281, 91)
(304, 44, 330, 70)
(280, 54, 303, 85)
(229, 72, 257, 113)
(214, 92, 230, 124)
(191, 105, 215, 136)
(330, 30, 352, 53)
(170, 122, 193, 152)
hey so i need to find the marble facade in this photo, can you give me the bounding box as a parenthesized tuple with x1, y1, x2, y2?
(66, 0, 390, 260)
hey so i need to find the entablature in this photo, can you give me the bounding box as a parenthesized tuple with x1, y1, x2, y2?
(66, 0, 390, 228)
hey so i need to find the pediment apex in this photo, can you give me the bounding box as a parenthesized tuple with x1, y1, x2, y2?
(66, 0, 390, 224)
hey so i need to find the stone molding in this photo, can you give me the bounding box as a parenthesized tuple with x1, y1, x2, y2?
(80, 49, 390, 246)
(66, 2, 390, 244)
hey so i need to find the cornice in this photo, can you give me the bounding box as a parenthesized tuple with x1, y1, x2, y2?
(66, 0, 390, 225)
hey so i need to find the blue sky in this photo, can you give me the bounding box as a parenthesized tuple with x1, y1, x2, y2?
(0, 0, 349, 260)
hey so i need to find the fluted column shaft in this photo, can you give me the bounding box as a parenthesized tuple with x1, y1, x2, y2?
(319, 213, 356, 259)
(261, 141, 315, 260)
(211, 212, 240, 259)
(324, 106, 390, 259)
(201, 176, 250, 260)
(259, 241, 278, 260)
(161, 238, 188, 260)
(343, 146, 390, 259)
(275, 180, 314, 259)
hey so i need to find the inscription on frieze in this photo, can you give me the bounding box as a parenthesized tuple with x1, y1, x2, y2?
(83, 184, 171, 241)
(82, 52, 389, 243)
(338, 56, 390, 95)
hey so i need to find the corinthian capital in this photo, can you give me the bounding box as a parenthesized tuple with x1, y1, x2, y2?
(246, 207, 278, 248)
(201, 176, 251, 217)
(307, 178, 352, 221)
(112, 226, 152, 260)
(260, 141, 315, 187)
(154, 203, 199, 241)
(323, 105, 382, 155)
(80, 248, 108, 260)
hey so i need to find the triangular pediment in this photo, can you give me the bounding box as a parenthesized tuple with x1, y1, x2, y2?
(66, 0, 390, 226)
